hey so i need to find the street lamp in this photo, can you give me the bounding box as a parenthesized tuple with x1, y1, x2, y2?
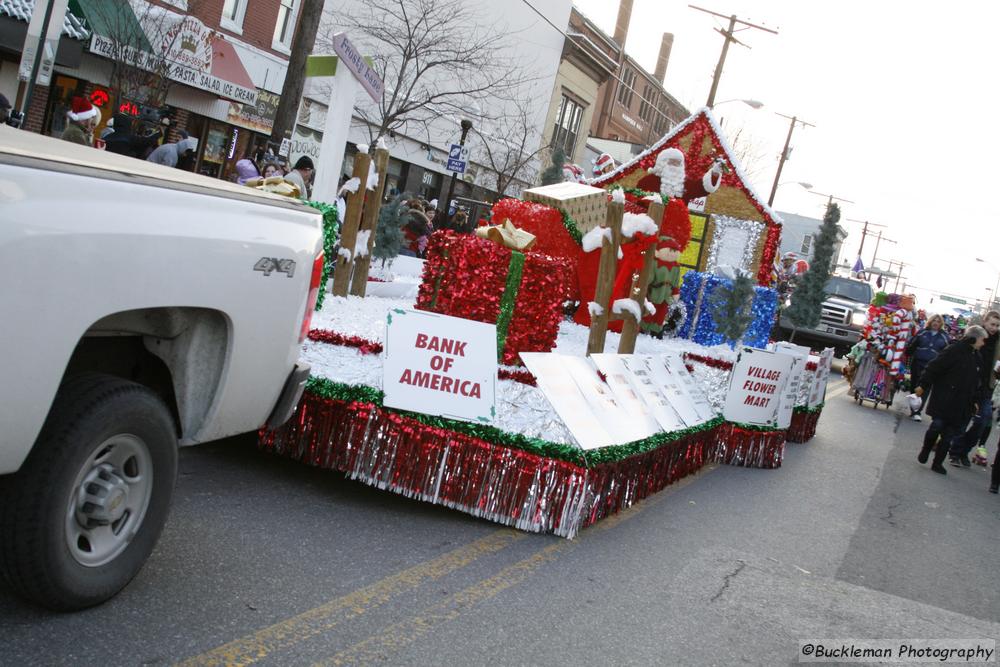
(439, 118, 474, 224)
(714, 98, 764, 109)
(975, 257, 1000, 312)
(778, 180, 813, 191)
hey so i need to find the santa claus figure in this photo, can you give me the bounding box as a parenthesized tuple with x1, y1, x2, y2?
(635, 148, 722, 333)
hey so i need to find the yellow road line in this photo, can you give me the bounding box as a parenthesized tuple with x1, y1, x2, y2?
(175, 530, 525, 667)
(313, 471, 709, 667)
(178, 463, 711, 667)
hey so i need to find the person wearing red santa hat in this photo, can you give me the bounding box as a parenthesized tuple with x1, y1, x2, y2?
(61, 96, 99, 146)
(592, 152, 615, 176)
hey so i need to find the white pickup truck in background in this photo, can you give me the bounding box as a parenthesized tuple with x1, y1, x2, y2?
(0, 127, 324, 610)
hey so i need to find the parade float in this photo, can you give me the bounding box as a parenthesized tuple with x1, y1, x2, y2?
(260, 108, 834, 538)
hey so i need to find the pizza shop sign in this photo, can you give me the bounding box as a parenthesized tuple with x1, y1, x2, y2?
(89, 17, 256, 105)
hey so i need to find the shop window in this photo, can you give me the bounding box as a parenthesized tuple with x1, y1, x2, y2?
(800, 234, 813, 255)
(638, 84, 654, 122)
(616, 68, 636, 108)
(272, 0, 298, 53)
(221, 0, 247, 34)
(678, 212, 708, 283)
(551, 94, 583, 158)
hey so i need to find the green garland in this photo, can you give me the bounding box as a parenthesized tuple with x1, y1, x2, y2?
(305, 201, 340, 311)
(792, 403, 825, 414)
(608, 185, 670, 206)
(495, 250, 525, 362)
(559, 209, 584, 245)
(726, 421, 787, 433)
(581, 417, 723, 465)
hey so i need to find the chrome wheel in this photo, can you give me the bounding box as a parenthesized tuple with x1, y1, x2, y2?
(65, 434, 153, 567)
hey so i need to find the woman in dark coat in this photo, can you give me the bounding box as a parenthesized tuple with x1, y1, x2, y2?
(908, 313, 949, 420)
(915, 325, 987, 474)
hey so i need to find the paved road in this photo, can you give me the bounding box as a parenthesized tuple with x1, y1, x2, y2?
(2, 374, 999, 665)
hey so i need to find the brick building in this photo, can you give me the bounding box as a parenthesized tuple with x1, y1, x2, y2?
(0, 0, 296, 181)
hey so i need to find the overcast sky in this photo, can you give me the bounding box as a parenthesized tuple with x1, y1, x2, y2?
(571, 0, 999, 313)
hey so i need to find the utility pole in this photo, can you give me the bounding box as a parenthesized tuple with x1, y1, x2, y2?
(690, 5, 778, 107)
(766, 113, 814, 207)
(845, 218, 886, 259)
(269, 0, 325, 159)
(869, 231, 896, 268)
(889, 260, 906, 293)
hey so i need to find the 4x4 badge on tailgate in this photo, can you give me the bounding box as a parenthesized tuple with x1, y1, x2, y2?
(254, 257, 296, 278)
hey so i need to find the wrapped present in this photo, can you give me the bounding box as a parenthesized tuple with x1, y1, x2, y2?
(523, 182, 608, 236)
(676, 271, 778, 348)
(416, 230, 572, 365)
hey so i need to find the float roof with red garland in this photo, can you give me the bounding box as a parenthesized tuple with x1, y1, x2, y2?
(588, 107, 783, 285)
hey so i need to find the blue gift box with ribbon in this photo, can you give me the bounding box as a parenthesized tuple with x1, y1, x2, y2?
(677, 271, 778, 348)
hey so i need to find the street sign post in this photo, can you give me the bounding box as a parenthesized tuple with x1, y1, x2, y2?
(446, 143, 466, 173)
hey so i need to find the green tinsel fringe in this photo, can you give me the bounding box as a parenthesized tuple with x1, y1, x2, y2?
(305, 200, 340, 311)
(495, 250, 525, 362)
(559, 209, 584, 245)
(581, 417, 724, 465)
(609, 185, 671, 206)
(792, 403, 825, 414)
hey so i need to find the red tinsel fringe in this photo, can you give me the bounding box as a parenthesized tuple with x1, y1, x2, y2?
(712, 423, 785, 469)
(260, 392, 791, 537)
(307, 329, 384, 355)
(683, 352, 734, 371)
(498, 368, 537, 386)
(786, 410, 821, 443)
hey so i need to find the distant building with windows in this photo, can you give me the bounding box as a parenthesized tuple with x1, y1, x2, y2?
(540, 2, 690, 179)
(777, 211, 848, 266)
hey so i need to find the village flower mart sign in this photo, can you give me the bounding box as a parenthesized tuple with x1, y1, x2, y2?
(89, 19, 257, 105)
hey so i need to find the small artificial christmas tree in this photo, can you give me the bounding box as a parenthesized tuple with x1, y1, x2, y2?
(785, 202, 841, 331)
(540, 147, 566, 186)
(709, 271, 756, 347)
(372, 193, 410, 265)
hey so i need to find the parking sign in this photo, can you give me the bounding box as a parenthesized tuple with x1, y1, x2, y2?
(447, 143, 466, 173)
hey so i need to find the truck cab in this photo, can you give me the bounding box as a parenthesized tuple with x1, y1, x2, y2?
(778, 275, 874, 355)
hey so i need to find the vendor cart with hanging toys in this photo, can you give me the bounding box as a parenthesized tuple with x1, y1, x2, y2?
(850, 293, 916, 408)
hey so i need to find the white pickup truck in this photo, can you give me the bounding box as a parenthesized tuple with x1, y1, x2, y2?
(0, 127, 324, 610)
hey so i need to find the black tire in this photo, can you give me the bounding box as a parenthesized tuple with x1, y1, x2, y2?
(0, 373, 177, 611)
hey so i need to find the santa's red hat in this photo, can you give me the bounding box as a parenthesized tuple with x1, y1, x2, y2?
(67, 96, 98, 122)
(593, 152, 615, 174)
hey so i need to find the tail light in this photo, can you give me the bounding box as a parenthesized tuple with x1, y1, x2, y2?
(300, 252, 324, 343)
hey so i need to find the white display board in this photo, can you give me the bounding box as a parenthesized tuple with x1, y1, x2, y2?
(619, 356, 687, 432)
(723, 347, 795, 427)
(662, 351, 718, 422)
(521, 353, 618, 450)
(773, 342, 812, 429)
(638, 354, 706, 427)
(590, 355, 663, 438)
(382, 308, 496, 423)
(808, 347, 835, 408)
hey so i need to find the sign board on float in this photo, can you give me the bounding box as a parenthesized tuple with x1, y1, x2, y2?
(382, 308, 496, 423)
(723, 347, 794, 427)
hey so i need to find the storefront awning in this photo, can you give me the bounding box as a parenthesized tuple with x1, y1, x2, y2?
(78, 1, 257, 105)
(69, 0, 147, 48)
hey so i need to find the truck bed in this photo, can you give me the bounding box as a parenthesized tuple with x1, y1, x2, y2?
(0, 126, 307, 212)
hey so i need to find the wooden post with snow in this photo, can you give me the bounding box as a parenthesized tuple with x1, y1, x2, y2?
(349, 143, 391, 296)
(331, 148, 371, 297)
(586, 196, 625, 355)
(617, 199, 664, 354)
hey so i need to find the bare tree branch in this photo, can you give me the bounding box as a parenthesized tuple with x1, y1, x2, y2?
(320, 0, 541, 145)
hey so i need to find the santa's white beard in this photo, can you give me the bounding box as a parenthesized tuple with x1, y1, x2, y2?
(659, 165, 685, 198)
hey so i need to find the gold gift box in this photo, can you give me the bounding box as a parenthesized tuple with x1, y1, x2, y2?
(523, 182, 608, 235)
